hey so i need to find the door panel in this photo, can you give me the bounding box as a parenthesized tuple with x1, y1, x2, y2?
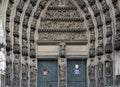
(67, 59, 87, 87)
(37, 60, 58, 87)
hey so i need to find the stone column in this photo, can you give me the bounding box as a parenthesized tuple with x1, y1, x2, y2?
(58, 42, 67, 87)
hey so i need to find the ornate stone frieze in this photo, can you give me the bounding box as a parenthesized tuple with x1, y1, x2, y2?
(88, 60, 96, 87)
(25, 3, 33, 16)
(38, 32, 87, 41)
(48, 6, 77, 10)
(41, 17, 84, 22)
(40, 21, 85, 30)
(22, 15, 29, 28)
(96, 57, 104, 87)
(14, 11, 21, 24)
(45, 10, 80, 18)
(13, 23, 19, 37)
(50, 0, 74, 7)
(105, 54, 113, 86)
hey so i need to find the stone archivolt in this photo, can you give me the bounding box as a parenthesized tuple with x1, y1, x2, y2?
(2, 0, 120, 87)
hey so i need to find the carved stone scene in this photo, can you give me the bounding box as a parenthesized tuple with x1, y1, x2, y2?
(0, 0, 120, 87)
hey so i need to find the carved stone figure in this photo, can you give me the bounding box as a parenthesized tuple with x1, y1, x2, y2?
(60, 42, 66, 58)
(5, 55, 11, 86)
(59, 58, 66, 87)
(88, 60, 96, 87)
(105, 54, 113, 86)
(96, 57, 104, 87)
(58, 0, 66, 6)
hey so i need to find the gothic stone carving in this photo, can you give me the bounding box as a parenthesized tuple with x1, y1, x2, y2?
(98, 26, 103, 39)
(105, 54, 113, 86)
(39, 32, 87, 41)
(22, 40, 28, 56)
(102, 1, 109, 13)
(96, 57, 104, 87)
(6, 22, 10, 33)
(31, 18, 37, 30)
(30, 0, 37, 6)
(40, 21, 85, 29)
(22, 28, 27, 40)
(13, 54, 20, 87)
(30, 31, 35, 42)
(106, 24, 112, 37)
(13, 37, 20, 54)
(91, 5, 100, 17)
(16, 0, 25, 12)
(5, 55, 12, 86)
(60, 42, 66, 58)
(59, 58, 66, 87)
(25, 3, 33, 16)
(14, 11, 21, 24)
(114, 33, 120, 50)
(105, 37, 112, 53)
(87, 0, 95, 6)
(89, 41, 95, 58)
(6, 3, 12, 16)
(96, 16, 103, 27)
(97, 39, 103, 56)
(34, 6, 42, 19)
(13, 23, 19, 37)
(88, 60, 96, 87)
(6, 33, 12, 51)
(90, 29, 95, 42)
(105, 11, 112, 24)
(22, 15, 29, 28)
(22, 58, 28, 87)
(45, 9, 80, 18)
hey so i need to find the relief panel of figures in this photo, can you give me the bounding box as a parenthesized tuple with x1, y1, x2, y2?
(40, 21, 85, 29)
(39, 32, 87, 41)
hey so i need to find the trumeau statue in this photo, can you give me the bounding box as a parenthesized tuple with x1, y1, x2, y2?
(97, 57, 104, 87)
(59, 42, 66, 58)
(0, 48, 6, 75)
(88, 59, 96, 87)
(105, 54, 113, 86)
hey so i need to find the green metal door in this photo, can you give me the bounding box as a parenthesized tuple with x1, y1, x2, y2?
(37, 60, 58, 87)
(67, 59, 87, 87)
